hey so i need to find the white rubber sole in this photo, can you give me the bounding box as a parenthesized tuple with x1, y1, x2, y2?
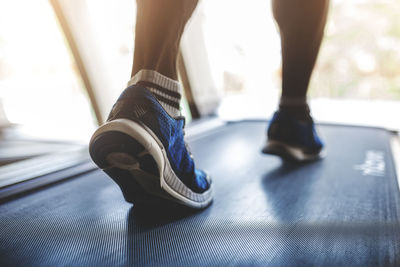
(90, 118, 213, 209)
(263, 139, 325, 162)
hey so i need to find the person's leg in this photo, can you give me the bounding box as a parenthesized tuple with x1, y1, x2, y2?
(263, 0, 328, 161)
(90, 0, 213, 209)
(131, 0, 198, 80)
(272, 0, 329, 108)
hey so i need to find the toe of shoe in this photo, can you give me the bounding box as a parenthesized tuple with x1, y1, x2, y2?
(193, 169, 212, 193)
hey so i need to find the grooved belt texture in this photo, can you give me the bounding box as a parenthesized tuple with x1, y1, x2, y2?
(1, 122, 400, 266)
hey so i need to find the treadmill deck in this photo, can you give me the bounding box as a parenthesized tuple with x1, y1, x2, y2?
(1, 120, 400, 266)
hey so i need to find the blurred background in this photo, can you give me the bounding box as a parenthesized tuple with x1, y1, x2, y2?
(0, 0, 399, 143)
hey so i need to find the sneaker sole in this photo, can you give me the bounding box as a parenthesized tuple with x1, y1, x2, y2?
(89, 118, 213, 209)
(262, 139, 325, 162)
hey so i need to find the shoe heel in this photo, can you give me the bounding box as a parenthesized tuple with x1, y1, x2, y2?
(89, 131, 145, 167)
(89, 131, 163, 205)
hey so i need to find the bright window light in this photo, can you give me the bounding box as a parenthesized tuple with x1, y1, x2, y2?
(0, 0, 96, 142)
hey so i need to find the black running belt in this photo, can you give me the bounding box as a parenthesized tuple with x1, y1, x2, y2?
(1, 120, 400, 266)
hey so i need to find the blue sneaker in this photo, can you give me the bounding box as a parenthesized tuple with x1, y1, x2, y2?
(89, 85, 213, 209)
(262, 110, 324, 161)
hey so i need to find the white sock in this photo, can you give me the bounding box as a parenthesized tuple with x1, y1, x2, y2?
(127, 70, 182, 118)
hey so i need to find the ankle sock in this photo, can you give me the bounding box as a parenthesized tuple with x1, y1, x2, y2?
(279, 96, 311, 121)
(128, 70, 182, 118)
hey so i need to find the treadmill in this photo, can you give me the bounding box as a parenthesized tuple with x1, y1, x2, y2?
(2, 0, 399, 264)
(1, 116, 400, 266)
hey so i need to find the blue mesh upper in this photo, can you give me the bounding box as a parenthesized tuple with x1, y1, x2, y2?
(267, 111, 324, 154)
(107, 85, 209, 193)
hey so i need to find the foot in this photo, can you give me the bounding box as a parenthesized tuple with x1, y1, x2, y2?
(89, 75, 213, 209)
(262, 110, 324, 161)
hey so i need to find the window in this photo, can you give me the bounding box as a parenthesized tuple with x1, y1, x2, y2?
(198, 0, 400, 129)
(0, 0, 95, 142)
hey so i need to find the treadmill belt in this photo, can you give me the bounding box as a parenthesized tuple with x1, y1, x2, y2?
(1, 120, 400, 266)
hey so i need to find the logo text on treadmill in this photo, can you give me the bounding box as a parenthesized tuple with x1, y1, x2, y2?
(354, 150, 385, 177)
